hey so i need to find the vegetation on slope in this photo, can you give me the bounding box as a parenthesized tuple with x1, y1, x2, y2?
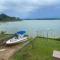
(0, 14, 22, 21)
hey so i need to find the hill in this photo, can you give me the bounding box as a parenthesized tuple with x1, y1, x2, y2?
(0, 14, 22, 21)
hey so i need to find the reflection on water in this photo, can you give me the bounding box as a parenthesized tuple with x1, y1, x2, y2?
(0, 20, 60, 38)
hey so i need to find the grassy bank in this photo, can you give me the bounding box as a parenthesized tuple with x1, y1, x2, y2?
(11, 37, 60, 60)
(0, 34, 13, 40)
(0, 34, 14, 46)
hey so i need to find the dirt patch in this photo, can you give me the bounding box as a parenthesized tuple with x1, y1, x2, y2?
(0, 44, 23, 60)
(0, 40, 30, 60)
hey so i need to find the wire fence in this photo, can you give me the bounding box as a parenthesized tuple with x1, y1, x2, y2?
(28, 29, 60, 39)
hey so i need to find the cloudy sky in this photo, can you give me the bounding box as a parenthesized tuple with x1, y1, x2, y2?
(0, 0, 60, 18)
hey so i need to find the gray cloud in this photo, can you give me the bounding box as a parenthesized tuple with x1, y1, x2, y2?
(0, 0, 60, 17)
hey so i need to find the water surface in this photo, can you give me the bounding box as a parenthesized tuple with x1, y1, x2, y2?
(0, 20, 60, 38)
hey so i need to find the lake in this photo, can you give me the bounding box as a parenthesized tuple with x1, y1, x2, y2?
(0, 20, 60, 38)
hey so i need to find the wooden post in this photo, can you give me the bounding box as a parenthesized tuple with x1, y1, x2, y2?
(47, 31, 48, 41)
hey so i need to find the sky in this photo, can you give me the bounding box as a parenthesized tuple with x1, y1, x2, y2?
(0, 0, 60, 19)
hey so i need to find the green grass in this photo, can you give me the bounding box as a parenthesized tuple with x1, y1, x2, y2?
(0, 34, 13, 46)
(11, 37, 60, 60)
(0, 34, 13, 40)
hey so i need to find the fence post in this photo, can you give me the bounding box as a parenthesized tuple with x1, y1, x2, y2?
(47, 31, 48, 41)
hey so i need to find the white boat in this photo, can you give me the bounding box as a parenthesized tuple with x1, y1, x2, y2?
(6, 31, 28, 44)
(6, 37, 28, 44)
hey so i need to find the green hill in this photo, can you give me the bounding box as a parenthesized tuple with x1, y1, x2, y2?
(0, 14, 22, 21)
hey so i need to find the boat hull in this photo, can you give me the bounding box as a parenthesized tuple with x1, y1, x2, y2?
(6, 37, 28, 45)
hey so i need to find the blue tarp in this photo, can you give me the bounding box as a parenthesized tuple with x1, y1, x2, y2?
(16, 31, 26, 35)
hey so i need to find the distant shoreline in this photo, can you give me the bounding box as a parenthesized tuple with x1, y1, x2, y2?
(0, 20, 22, 22)
(22, 18, 60, 20)
(23, 19, 60, 20)
(0, 20, 60, 22)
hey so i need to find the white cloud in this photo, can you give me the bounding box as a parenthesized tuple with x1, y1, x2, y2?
(0, 0, 60, 17)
